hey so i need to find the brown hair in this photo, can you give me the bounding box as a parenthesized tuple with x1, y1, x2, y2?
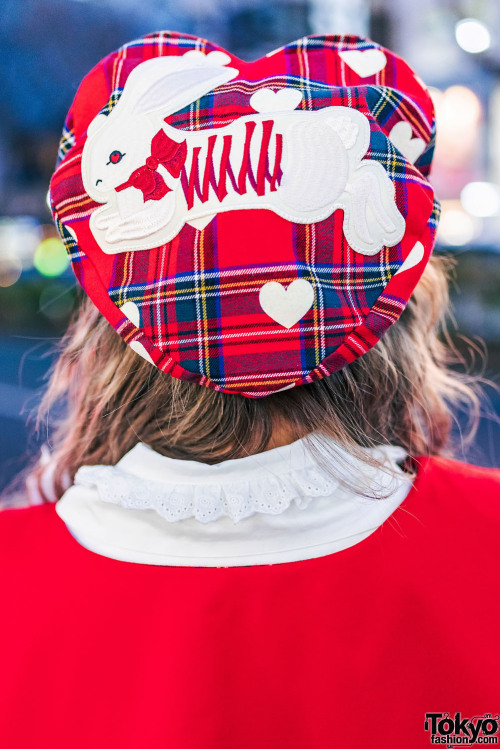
(26, 254, 482, 502)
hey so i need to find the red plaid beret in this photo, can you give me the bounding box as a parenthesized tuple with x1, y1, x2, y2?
(50, 31, 439, 398)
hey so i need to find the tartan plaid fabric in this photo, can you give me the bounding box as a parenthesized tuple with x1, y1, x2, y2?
(50, 32, 439, 397)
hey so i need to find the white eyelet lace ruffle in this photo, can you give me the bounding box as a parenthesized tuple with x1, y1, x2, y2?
(73, 439, 408, 525)
(75, 463, 338, 524)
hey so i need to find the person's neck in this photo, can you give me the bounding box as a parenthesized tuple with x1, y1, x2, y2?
(264, 423, 305, 452)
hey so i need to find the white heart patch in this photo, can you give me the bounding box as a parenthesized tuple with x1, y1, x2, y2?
(130, 340, 154, 365)
(62, 223, 78, 243)
(250, 87, 303, 114)
(339, 49, 387, 78)
(120, 300, 141, 328)
(259, 279, 314, 329)
(394, 241, 425, 275)
(389, 121, 426, 164)
(182, 50, 232, 67)
(120, 301, 154, 363)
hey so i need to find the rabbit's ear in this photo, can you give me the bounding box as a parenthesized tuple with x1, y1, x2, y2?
(128, 59, 238, 119)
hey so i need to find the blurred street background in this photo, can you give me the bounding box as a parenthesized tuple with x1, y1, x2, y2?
(1, 0, 500, 490)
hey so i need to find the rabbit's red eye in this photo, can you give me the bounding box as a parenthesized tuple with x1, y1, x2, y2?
(108, 150, 125, 165)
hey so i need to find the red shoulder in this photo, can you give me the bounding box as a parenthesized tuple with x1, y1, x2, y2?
(416, 455, 500, 491)
(422, 455, 500, 481)
(0, 502, 60, 553)
(0, 501, 58, 521)
(377, 456, 500, 591)
(410, 455, 500, 526)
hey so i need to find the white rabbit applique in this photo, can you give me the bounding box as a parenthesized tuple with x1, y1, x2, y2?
(81, 52, 406, 256)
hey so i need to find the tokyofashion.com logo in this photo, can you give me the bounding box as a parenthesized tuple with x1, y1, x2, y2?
(424, 712, 499, 745)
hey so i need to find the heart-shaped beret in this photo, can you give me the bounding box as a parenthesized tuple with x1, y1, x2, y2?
(49, 31, 440, 397)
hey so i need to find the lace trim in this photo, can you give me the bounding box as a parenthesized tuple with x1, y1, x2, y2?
(74, 464, 339, 524)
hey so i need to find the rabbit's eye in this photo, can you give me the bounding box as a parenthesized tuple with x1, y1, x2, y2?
(107, 150, 125, 165)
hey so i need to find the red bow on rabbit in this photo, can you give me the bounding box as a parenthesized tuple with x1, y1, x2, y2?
(115, 131, 187, 201)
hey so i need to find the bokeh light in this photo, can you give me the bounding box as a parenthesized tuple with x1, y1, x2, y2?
(431, 85, 482, 170)
(455, 18, 491, 54)
(437, 201, 479, 246)
(0, 217, 42, 269)
(33, 238, 69, 277)
(0, 254, 22, 288)
(429, 85, 484, 200)
(461, 182, 500, 218)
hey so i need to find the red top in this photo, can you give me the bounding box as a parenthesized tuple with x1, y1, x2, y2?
(0, 456, 499, 749)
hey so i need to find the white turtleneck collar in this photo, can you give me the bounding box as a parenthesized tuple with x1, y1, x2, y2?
(55, 435, 413, 567)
